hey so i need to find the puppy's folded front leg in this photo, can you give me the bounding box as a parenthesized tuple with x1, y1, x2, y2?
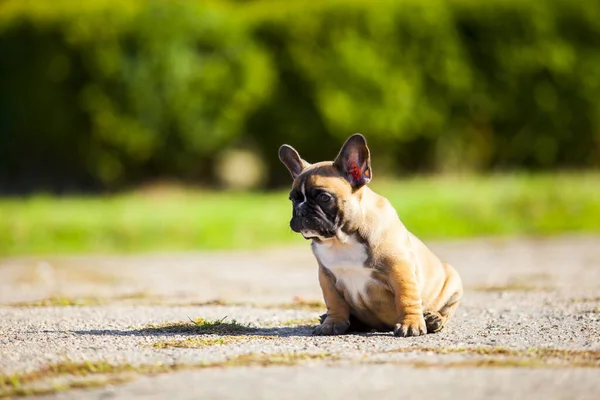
(389, 261, 427, 337)
(313, 264, 350, 336)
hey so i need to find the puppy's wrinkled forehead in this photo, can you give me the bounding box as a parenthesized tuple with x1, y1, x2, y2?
(292, 162, 353, 196)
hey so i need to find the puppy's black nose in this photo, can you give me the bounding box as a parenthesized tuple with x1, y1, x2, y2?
(296, 207, 308, 218)
(290, 217, 303, 233)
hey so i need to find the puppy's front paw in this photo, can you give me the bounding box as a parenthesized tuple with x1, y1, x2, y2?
(312, 318, 350, 336)
(394, 315, 427, 337)
(424, 311, 444, 333)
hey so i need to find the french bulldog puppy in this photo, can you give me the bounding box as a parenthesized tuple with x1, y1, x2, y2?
(278, 134, 463, 337)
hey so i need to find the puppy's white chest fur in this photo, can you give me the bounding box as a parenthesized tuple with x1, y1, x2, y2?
(313, 236, 375, 304)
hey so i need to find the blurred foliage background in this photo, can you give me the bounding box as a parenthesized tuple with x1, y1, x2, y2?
(1, 0, 599, 192)
(1, 0, 599, 255)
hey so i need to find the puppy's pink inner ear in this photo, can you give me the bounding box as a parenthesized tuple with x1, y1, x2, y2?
(348, 161, 363, 182)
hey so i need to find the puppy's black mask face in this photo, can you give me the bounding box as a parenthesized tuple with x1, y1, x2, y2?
(288, 178, 342, 240)
(278, 133, 372, 241)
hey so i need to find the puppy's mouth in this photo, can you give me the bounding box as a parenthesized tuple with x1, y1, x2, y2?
(300, 230, 339, 242)
(290, 216, 337, 241)
(301, 230, 325, 240)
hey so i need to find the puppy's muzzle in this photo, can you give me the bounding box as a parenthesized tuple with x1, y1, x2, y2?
(290, 216, 336, 240)
(290, 205, 311, 233)
(289, 216, 306, 233)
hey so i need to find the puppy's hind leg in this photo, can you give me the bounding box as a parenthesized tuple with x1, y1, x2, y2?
(424, 263, 463, 333)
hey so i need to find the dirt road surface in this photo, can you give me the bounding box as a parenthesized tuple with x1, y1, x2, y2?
(1, 236, 599, 399)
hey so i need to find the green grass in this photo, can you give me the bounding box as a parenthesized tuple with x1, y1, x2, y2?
(6, 293, 150, 307)
(1, 173, 599, 257)
(150, 337, 240, 349)
(141, 317, 255, 335)
(0, 352, 336, 398)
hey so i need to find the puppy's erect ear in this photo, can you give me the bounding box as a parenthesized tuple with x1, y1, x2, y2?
(334, 133, 372, 188)
(279, 144, 310, 180)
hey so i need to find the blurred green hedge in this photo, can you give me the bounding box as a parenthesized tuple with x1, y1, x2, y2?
(1, 0, 599, 192)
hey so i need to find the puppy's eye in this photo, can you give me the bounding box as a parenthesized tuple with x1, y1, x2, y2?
(318, 193, 332, 203)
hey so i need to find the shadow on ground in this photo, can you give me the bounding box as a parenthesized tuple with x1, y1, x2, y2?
(69, 325, 318, 337)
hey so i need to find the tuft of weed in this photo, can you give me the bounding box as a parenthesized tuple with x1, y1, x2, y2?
(151, 337, 236, 349)
(386, 346, 600, 368)
(141, 317, 255, 335)
(6, 293, 150, 307)
(0, 352, 337, 397)
(224, 352, 336, 367)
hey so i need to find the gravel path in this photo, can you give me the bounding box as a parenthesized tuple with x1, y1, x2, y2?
(1, 235, 599, 399)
